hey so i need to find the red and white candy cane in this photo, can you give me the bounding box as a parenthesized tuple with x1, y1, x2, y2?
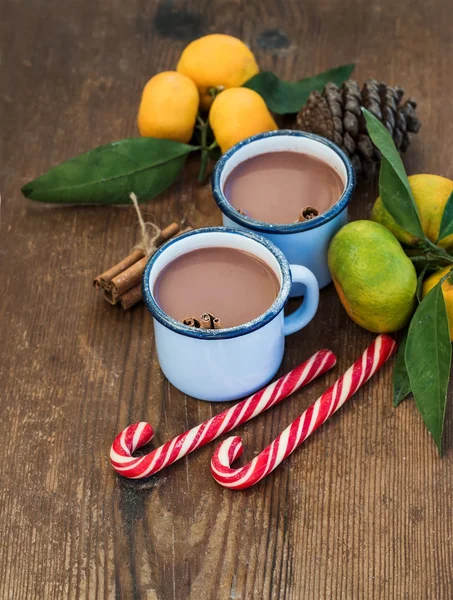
(110, 349, 336, 479)
(211, 334, 397, 490)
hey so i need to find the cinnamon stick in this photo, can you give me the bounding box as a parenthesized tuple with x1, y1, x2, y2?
(213, 317, 223, 329)
(177, 226, 194, 237)
(183, 317, 201, 328)
(110, 256, 148, 299)
(298, 206, 319, 222)
(103, 289, 120, 305)
(200, 313, 214, 329)
(93, 248, 145, 290)
(154, 222, 180, 246)
(120, 284, 143, 310)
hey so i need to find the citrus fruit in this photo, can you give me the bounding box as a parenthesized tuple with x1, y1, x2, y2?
(371, 174, 453, 250)
(209, 87, 278, 153)
(137, 71, 199, 143)
(176, 34, 259, 110)
(328, 220, 417, 333)
(423, 266, 453, 340)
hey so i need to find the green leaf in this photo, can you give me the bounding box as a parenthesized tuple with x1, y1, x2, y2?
(437, 190, 453, 242)
(378, 159, 425, 240)
(363, 108, 426, 241)
(363, 109, 410, 188)
(405, 276, 452, 454)
(21, 138, 198, 204)
(393, 333, 411, 407)
(243, 64, 355, 114)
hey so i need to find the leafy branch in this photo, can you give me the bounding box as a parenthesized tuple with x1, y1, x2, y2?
(363, 107, 452, 454)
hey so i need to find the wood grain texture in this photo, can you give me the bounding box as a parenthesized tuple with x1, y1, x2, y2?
(1, 0, 453, 598)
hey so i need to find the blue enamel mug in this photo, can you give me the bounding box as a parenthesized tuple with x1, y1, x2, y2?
(142, 227, 319, 402)
(212, 130, 356, 293)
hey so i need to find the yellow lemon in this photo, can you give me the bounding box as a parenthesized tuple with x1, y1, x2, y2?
(328, 221, 417, 333)
(371, 174, 453, 250)
(137, 71, 199, 143)
(423, 266, 453, 340)
(176, 34, 259, 110)
(209, 87, 278, 153)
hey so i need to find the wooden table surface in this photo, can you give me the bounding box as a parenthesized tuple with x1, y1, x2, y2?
(2, 0, 453, 598)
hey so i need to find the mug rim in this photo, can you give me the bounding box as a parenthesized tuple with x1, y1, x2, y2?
(211, 129, 355, 234)
(142, 226, 292, 340)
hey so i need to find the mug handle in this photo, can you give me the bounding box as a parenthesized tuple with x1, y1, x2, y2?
(283, 265, 320, 336)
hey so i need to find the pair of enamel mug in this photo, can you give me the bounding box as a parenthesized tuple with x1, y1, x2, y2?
(142, 131, 355, 402)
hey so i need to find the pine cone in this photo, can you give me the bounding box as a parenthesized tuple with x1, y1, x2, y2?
(296, 80, 421, 177)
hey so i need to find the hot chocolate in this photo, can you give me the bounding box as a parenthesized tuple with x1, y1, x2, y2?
(153, 246, 280, 328)
(224, 151, 344, 224)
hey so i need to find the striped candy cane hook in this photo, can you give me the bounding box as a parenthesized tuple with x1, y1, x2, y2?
(211, 335, 397, 490)
(110, 349, 336, 479)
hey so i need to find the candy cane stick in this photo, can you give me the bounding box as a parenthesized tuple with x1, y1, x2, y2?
(110, 349, 336, 479)
(211, 334, 397, 490)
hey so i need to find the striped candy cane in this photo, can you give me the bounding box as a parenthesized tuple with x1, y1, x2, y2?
(211, 334, 397, 490)
(110, 349, 336, 479)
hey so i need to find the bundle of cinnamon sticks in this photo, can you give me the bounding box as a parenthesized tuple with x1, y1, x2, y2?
(93, 222, 191, 310)
(183, 313, 223, 329)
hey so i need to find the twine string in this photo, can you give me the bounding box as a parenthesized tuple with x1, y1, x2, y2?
(129, 192, 161, 255)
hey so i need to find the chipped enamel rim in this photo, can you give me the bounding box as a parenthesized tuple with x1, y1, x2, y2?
(142, 227, 291, 340)
(212, 129, 355, 234)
